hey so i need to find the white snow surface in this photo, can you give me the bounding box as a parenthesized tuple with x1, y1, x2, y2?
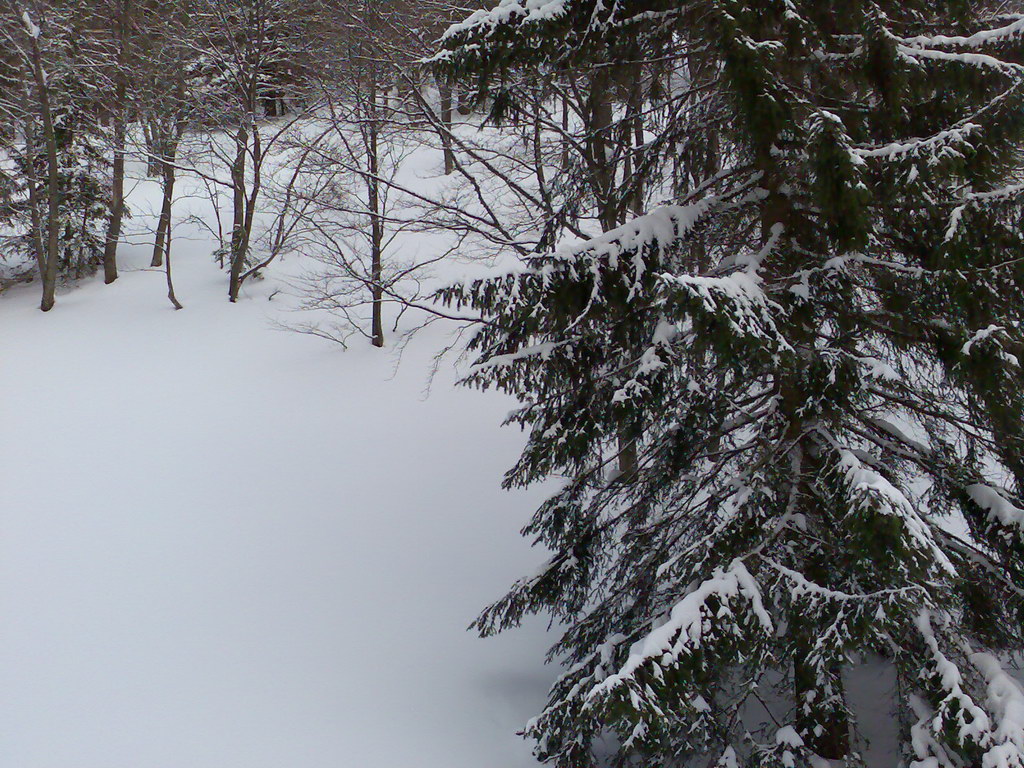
(4, 117, 1023, 768)
(442, 0, 568, 40)
(0, 155, 555, 767)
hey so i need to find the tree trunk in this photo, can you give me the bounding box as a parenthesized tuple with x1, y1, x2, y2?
(103, 106, 126, 283)
(102, 0, 130, 285)
(228, 121, 248, 302)
(143, 120, 161, 177)
(761, 127, 850, 758)
(587, 70, 617, 234)
(628, 83, 644, 218)
(26, 27, 61, 312)
(616, 435, 638, 481)
(438, 78, 455, 175)
(163, 163, 182, 310)
(151, 141, 175, 268)
(151, 198, 168, 268)
(589, 70, 637, 479)
(229, 115, 262, 303)
(367, 101, 383, 347)
(456, 82, 472, 116)
(23, 123, 47, 280)
(561, 82, 570, 171)
(532, 82, 551, 217)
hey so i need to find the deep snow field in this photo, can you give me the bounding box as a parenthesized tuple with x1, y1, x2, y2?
(0, 146, 557, 767)
(10, 122, 1020, 768)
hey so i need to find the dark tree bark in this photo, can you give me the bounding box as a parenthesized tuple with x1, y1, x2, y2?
(24, 19, 63, 312)
(367, 94, 384, 347)
(102, 0, 131, 285)
(151, 140, 175, 268)
(228, 122, 248, 302)
(103, 112, 126, 283)
(162, 162, 183, 310)
(438, 78, 455, 175)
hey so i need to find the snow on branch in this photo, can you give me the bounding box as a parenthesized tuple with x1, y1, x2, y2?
(854, 122, 981, 160)
(901, 16, 1024, 49)
(440, 0, 569, 42)
(971, 652, 1024, 768)
(961, 325, 1020, 366)
(914, 610, 993, 746)
(586, 559, 773, 700)
(550, 198, 714, 275)
(21, 11, 40, 38)
(960, 183, 1024, 205)
(764, 558, 923, 603)
(962, 324, 1007, 355)
(946, 184, 1024, 241)
(837, 450, 956, 574)
(451, 199, 717, 298)
(966, 483, 1024, 533)
(896, 43, 1024, 75)
(467, 340, 568, 374)
(912, 614, 1024, 767)
(810, 109, 867, 163)
(658, 270, 783, 344)
(656, 222, 787, 346)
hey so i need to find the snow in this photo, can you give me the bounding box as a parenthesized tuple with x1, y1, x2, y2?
(854, 122, 981, 160)
(897, 43, 1024, 74)
(1, 98, 1022, 768)
(21, 11, 40, 38)
(837, 450, 956, 574)
(915, 610, 993, 746)
(0, 154, 556, 767)
(972, 652, 1024, 768)
(901, 16, 1024, 49)
(966, 483, 1024, 531)
(441, 0, 569, 41)
(775, 726, 803, 768)
(468, 339, 566, 374)
(962, 325, 1020, 366)
(589, 559, 773, 700)
(561, 201, 712, 267)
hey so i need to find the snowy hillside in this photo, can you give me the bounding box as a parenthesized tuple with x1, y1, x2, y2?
(0, 156, 556, 768)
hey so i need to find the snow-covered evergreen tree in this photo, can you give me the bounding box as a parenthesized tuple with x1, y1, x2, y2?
(440, 1, 1024, 765)
(48, 90, 113, 279)
(0, 4, 112, 286)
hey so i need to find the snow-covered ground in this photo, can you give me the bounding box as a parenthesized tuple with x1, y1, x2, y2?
(0, 150, 556, 767)
(7, 122, 1024, 768)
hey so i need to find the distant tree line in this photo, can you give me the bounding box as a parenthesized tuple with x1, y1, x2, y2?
(0, 0, 472, 312)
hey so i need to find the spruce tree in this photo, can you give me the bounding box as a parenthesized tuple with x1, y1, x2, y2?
(439, 1, 1024, 765)
(0, 2, 113, 290)
(48, 94, 114, 280)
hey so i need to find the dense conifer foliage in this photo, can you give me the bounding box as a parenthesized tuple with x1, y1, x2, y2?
(441, 2, 1024, 765)
(0, 3, 113, 295)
